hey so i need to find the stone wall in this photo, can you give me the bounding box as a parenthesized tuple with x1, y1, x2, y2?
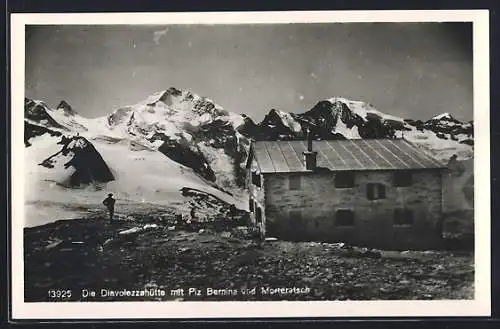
(247, 159, 266, 233)
(263, 169, 445, 250)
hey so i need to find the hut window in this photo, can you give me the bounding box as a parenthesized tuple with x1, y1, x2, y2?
(249, 199, 254, 213)
(367, 183, 386, 200)
(393, 208, 414, 226)
(251, 171, 262, 187)
(289, 175, 301, 190)
(335, 171, 355, 188)
(335, 209, 355, 226)
(394, 171, 413, 187)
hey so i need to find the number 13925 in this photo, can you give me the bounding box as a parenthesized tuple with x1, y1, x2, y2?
(48, 289, 72, 299)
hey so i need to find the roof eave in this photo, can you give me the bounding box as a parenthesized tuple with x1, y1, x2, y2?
(261, 166, 448, 175)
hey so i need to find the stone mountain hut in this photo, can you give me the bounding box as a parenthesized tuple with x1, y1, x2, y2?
(246, 134, 448, 250)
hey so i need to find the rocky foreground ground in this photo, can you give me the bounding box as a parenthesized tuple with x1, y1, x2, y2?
(24, 209, 474, 302)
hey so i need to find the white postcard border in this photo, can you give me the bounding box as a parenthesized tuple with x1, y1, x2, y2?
(10, 10, 491, 320)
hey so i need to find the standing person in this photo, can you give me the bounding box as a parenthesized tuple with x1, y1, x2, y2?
(190, 206, 196, 221)
(102, 193, 116, 223)
(188, 206, 197, 230)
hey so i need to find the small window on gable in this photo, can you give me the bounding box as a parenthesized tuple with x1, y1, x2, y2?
(289, 175, 301, 190)
(335, 171, 355, 188)
(394, 171, 413, 187)
(393, 208, 414, 226)
(251, 171, 262, 187)
(367, 183, 386, 200)
(335, 209, 355, 226)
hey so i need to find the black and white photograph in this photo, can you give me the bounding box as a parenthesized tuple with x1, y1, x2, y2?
(10, 10, 490, 319)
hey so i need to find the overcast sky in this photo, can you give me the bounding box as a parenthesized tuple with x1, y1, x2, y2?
(25, 22, 473, 121)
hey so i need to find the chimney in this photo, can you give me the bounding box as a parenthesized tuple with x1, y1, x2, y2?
(307, 128, 313, 151)
(303, 128, 318, 170)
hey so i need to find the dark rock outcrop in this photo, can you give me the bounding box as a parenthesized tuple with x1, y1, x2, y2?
(25, 122, 62, 147)
(39, 136, 114, 186)
(257, 109, 299, 141)
(25, 98, 66, 130)
(156, 135, 217, 182)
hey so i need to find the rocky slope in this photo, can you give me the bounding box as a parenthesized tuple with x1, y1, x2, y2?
(24, 212, 474, 302)
(38, 135, 114, 187)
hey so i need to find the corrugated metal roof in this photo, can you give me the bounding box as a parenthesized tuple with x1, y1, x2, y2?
(252, 139, 445, 173)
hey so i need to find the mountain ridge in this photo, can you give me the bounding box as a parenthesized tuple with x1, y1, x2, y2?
(25, 87, 475, 182)
(23, 87, 474, 226)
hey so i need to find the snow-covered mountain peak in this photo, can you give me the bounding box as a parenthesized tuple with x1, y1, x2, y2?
(431, 112, 453, 121)
(25, 98, 49, 118)
(24, 91, 247, 226)
(269, 108, 302, 133)
(327, 97, 404, 124)
(427, 112, 465, 127)
(65, 136, 89, 149)
(56, 100, 77, 116)
(106, 87, 242, 138)
(137, 87, 226, 115)
(255, 96, 473, 160)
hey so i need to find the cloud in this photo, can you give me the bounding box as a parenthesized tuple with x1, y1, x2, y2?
(153, 27, 169, 45)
